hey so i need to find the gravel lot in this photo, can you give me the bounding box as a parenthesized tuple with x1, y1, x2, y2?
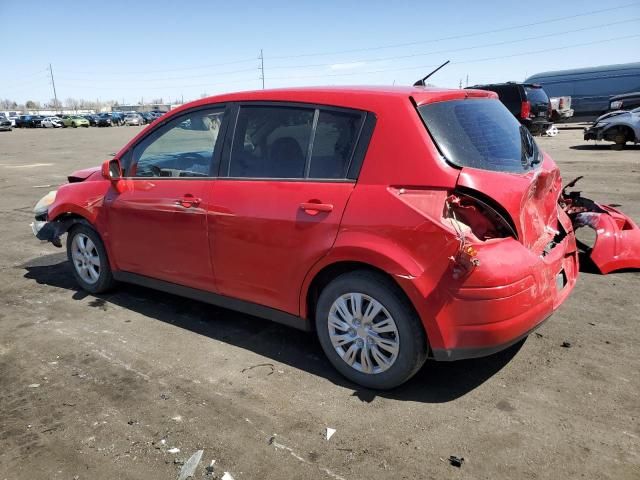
(0, 125, 639, 480)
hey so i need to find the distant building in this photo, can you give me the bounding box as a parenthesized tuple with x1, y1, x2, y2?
(525, 62, 640, 119)
(111, 103, 174, 113)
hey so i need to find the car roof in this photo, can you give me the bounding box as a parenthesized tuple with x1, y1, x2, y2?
(167, 85, 495, 116)
(468, 82, 542, 89)
(610, 91, 640, 100)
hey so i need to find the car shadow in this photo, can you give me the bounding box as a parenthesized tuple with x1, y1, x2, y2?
(22, 253, 523, 404)
(570, 144, 640, 151)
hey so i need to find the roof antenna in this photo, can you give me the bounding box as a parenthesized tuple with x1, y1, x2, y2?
(413, 60, 450, 87)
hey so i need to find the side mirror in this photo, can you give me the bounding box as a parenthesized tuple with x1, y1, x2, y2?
(101, 158, 122, 181)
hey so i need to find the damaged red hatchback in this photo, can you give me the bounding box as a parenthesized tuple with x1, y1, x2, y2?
(32, 86, 587, 389)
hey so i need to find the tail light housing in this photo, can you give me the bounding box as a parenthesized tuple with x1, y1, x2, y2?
(445, 192, 517, 241)
(559, 98, 565, 109)
(520, 101, 531, 119)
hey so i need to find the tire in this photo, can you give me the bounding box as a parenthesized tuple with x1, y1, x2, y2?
(72, 122, 78, 128)
(611, 129, 627, 150)
(66, 224, 115, 294)
(315, 270, 428, 389)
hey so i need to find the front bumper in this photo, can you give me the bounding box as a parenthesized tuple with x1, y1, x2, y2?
(584, 126, 604, 141)
(427, 215, 579, 361)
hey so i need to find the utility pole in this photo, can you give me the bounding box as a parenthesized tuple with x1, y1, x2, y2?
(465, 74, 469, 88)
(49, 63, 59, 113)
(259, 49, 265, 89)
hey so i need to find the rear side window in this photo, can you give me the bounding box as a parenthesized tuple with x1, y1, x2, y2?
(309, 110, 361, 179)
(227, 104, 365, 180)
(229, 106, 314, 178)
(524, 86, 549, 104)
(418, 98, 539, 173)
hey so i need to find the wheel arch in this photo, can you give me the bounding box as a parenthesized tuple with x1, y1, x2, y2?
(301, 256, 430, 349)
(603, 123, 636, 142)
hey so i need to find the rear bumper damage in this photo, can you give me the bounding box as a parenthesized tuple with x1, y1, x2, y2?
(562, 176, 640, 274)
(430, 223, 579, 361)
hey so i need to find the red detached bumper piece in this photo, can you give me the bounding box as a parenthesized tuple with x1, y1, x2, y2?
(574, 206, 640, 274)
(562, 176, 640, 274)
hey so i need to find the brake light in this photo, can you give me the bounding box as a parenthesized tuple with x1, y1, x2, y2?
(559, 98, 564, 109)
(520, 101, 531, 119)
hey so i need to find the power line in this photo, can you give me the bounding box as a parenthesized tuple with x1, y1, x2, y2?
(265, 34, 640, 81)
(266, 18, 640, 71)
(55, 65, 259, 83)
(60, 57, 258, 76)
(269, 2, 640, 59)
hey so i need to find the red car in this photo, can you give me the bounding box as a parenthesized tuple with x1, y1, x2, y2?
(31, 86, 623, 389)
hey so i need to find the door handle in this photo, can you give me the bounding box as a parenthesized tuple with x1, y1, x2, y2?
(176, 195, 201, 208)
(300, 202, 333, 215)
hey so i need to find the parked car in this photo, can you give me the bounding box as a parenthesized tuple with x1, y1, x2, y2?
(0, 114, 12, 131)
(15, 115, 44, 128)
(41, 117, 63, 128)
(549, 96, 574, 122)
(83, 114, 98, 126)
(30, 86, 638, 388)
(62, 116, 90, 128)
(140, 112, 155, 124)
(95, 113, 113, 127)
(124, 113, 143, 126)
(110, 112, 125, 126)
(467, 82, 552, 135)
(584, 107, 640, 148)
(1, 111, 20, 126)
(607, 92, 640, 113)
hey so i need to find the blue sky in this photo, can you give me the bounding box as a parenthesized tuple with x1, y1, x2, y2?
(1, 0, 639, 105)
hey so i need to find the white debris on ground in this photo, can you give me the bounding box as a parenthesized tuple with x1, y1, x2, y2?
(167, 447, 180, 454)
(221, 473, 235, 480)
(326, 427, 336, 441)
(176, 449, 204, 480)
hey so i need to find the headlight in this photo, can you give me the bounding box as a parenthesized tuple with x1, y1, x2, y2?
(610, 100, 623, 110)
(34, 190, 57, 216)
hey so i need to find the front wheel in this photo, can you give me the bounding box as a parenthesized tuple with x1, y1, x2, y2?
(315, 271, 428, 389)
(66, 224, 115, 294)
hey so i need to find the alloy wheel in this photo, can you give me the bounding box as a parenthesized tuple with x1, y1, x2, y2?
(71, 233, 101, 284)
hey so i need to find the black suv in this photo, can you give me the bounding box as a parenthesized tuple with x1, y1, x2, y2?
(467, 82, 552, 135)
(15, 115, 44, 128)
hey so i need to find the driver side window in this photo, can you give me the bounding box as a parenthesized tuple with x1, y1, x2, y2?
(130, 108, 225, 178)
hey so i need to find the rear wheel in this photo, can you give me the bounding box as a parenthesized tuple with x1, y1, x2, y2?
(315, 270, 428, 389)
(66, 224, 115, 294)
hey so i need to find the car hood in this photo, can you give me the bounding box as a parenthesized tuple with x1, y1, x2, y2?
(594, 110, 629, 123)
(68, 166, 101, 183)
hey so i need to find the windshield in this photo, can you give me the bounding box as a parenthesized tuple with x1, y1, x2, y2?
(418, 98, 541, 173)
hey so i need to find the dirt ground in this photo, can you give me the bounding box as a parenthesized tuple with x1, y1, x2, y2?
(0, 125, 638, 480)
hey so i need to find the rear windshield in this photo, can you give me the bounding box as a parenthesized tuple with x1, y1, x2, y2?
(418, 98, 540, 173)
(524, 86, 549, 103)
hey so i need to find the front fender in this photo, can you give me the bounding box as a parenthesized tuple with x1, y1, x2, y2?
(48, 180, 111, 225)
